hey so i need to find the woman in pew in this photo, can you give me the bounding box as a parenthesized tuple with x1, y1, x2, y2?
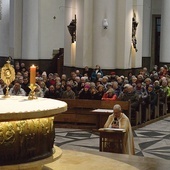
(101, 88, 117, 101)
(104, 104, 135, 155)
(78, 84, 91, 99)
(92, 84, 105, 100)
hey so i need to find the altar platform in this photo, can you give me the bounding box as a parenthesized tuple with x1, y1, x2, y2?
(47, 116, 170, 170)
(43, 149, 170, 170)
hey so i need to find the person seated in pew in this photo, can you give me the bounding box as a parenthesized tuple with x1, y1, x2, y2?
(104, 104, 135, 155)
(154, 82, 166, 104)
(118, 84, 139, 123)
(101, 88, 117, 101)
(154, 83, 166, 115)
(61, 83, 75, 99)
(44, 84, 59, 99)
(146, 84, 157, 119)
(112, 81, 121, 97)
(9, 81, 26, 96)
(135, 80, 148, 122)
(78, 84, 92, 99)
(161, 80, 170, 97)
(94, 84, 105, 100)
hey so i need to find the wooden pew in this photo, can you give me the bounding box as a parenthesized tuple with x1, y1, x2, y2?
(164, 94, 168, 115)
(54, 99, 131, 129)
(145, 92, 167, 121)
(159, 92, 167, 116)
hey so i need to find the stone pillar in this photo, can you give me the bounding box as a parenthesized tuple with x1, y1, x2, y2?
(64, 0, 76, 66)
(22, 0, 39, 60)
(132, 0, 143, 68)
(9, 0, 22, 59)
(93, 0, 117, 69)
(64, 0, 93, 68)
(64, 0, 144, 69)
(116, 0, 133, 69)
(75, 0, 93, 68)
(142, 0, 152, 68)
(160, 0, 170, 63)
(0, 0, 10, 57)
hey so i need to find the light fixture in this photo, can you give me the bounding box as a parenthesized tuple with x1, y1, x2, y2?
(103, 19, 108, 29)
(67, 15, 76, 43)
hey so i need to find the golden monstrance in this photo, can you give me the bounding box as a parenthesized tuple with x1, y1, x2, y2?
(0, 60, 15, 98)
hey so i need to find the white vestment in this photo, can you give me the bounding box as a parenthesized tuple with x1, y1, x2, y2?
(104, 113, 135, 155)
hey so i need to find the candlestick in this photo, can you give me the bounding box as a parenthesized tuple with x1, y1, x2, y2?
(28, 84, 37, 100)
(30, 65, 36, 85)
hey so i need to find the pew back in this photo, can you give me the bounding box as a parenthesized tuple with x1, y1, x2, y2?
(54, 99, 131, 129)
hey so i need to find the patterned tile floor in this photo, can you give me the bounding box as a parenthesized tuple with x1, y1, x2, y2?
(54, 116, 170, 160)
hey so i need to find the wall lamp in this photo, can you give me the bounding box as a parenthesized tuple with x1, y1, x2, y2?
(67, 15, 76, 43)
(103, 19, 108, 29)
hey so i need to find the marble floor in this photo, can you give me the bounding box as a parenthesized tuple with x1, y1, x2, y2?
(54, 116, 170, 161)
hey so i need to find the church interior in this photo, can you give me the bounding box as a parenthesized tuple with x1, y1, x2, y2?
(0, 0, 170, 169)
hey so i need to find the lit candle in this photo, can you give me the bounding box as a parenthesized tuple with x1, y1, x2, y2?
(30, 65, 36, 85)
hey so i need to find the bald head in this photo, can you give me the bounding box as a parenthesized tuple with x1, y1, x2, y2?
(113, 104, 122, 118)
(113, 104, 121, 111)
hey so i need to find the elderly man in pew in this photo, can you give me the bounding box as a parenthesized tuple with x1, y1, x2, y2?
(154, 82, 166, 116)
(135, 80, 148, 123)
(145, 84, 157, 119)
(103, 104, 135, 155)
(118, 84, 140, 125)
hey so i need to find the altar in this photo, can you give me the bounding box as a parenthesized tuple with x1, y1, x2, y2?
(0, 95, 67, 169)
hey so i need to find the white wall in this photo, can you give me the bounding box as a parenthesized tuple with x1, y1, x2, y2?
(0, 0, 10, 57)
(22, 0, 65, 60)
(39, 0, 65, 60)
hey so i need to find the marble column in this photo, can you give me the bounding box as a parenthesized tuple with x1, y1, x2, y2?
(160, 0, 170, 63)
(22, 0, 39, 60)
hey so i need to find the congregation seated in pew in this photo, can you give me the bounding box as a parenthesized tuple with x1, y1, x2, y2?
(0, 61, 169, 128)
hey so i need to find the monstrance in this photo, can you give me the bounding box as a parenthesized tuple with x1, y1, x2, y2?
(0, 60, 15, 98)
